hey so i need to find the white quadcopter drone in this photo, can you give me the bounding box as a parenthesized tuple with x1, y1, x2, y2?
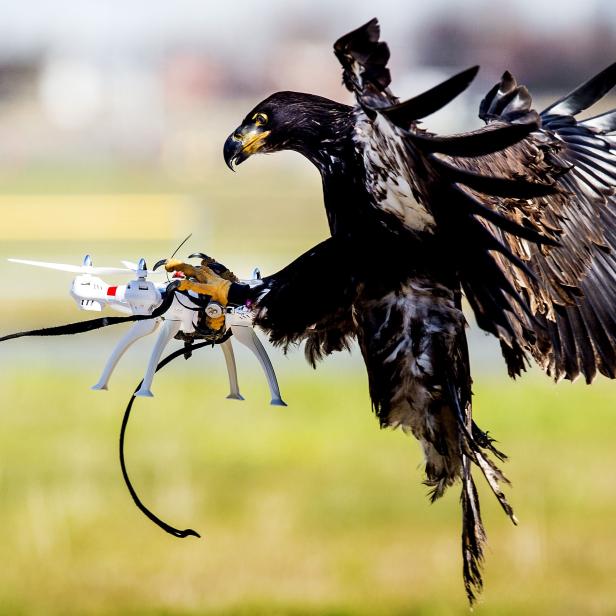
(2, 250, 286, 538)
(7, 254, 286, 405)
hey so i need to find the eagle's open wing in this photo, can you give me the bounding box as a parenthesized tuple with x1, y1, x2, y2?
(334, 18, 395, 108)
(334, 19, 616, 383)
(254, 236, 357, 365)
(470, 68, 616, 382)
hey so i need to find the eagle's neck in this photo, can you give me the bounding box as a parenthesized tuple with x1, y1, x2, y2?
(281, 112, 363, 235)
(318, 147, 376, 236)
(292, 115, 355, 176)
(319, 152, 366, 235)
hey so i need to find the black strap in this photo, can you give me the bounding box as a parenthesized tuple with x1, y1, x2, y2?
(0, 284, 179, 343)
(119, 330, 232, 538)
(2, 278, 234, 538)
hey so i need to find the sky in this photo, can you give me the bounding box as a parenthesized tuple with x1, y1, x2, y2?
(0, 0, 613, 59)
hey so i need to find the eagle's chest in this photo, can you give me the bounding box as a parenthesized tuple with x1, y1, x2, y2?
(353, 114, 436, 233)
(353, 277, 466, 430)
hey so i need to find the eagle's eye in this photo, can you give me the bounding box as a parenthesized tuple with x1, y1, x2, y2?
(252, 112, 268, 127)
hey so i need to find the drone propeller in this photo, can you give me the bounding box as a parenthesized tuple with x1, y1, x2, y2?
(120, 259, 163, 277)
(8, 256, 133, 276)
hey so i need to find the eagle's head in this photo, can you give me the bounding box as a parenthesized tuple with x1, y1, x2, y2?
(223, 91, 352, 171)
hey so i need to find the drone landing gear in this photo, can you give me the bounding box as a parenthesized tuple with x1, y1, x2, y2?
(135, 319, 182, 397)
(230, 325, 287, 406)
(220, 338, 244, 400)
(92, 318, 161, 391)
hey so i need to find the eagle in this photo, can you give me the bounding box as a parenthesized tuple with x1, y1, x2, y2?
(193, 18, 616, 603)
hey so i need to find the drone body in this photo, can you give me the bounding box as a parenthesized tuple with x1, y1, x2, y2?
(8, 255, 286, 405)
(2, 252, 288, 538)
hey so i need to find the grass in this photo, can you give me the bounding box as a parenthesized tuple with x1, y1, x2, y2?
(0, 355, 614, 615)
(0, 157, 615, 613)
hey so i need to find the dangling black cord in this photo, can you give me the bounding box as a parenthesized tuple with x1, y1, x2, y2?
(119, 330, 232, 538)
(0, 270, 230, 538)
(0, 283, 179, 343)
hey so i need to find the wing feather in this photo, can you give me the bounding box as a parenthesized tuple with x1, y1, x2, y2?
(333, 20, 616, 382)
(379, 66, 479, 126)
(542, 62, 616, 117)
(407, 122, 540, 157)
(472, 68, 616, 381)
(333, 18, 393, 106)
(254, 236, 357, 364)
(334, 21, 558, 375)
(582, 109, 616, 132)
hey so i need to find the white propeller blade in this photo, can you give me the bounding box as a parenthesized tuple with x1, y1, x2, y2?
(120, 260, 163, 276)
(8, 258, 132, 276)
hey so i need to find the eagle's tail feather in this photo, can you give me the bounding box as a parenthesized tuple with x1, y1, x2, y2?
(461, 454, 486, 606)
(472, 421, 508, 462)
(441, 366, 516, 603)
(422, 412, 513, 604)
(458, 420, 518, 525)
(457, 418, 516, 604)
(468, 443, 517, 524)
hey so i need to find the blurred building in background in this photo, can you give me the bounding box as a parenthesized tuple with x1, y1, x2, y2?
(0, 0, 615, 170)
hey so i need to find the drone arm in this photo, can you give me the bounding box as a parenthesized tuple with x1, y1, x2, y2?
(92, 318, 161, 391)
(135, 319, 182, 397)
(230, 325, 286, 406)
(219, 338, 244, 401)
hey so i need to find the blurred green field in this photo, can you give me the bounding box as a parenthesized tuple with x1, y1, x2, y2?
(0, 360, 615, 615)
(0, 155, 615, 614)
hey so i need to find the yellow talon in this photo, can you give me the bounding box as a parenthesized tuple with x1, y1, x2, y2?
(177, 277, 231, 305)
(165, 259, 200, 279)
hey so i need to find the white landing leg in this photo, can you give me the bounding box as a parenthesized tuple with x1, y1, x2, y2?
(231, 325, 287, 406)
(220, 338, 244, 400)
(92, 318, 160, 391)
(135, 319, 182, 398)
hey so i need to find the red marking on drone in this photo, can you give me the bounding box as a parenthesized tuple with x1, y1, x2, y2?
(107, 286, 118, 296)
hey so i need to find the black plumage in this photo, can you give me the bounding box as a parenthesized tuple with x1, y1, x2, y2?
(223, 18, 616, 604)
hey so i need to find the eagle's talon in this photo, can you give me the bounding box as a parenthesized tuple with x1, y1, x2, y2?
(177, 273, 232, 305)
(164, 258, 193, 275)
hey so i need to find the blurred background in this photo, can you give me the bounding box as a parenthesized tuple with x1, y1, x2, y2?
(0, 1, 615, 614)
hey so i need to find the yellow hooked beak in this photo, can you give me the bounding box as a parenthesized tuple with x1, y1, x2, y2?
(223, 128, 271, 170)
